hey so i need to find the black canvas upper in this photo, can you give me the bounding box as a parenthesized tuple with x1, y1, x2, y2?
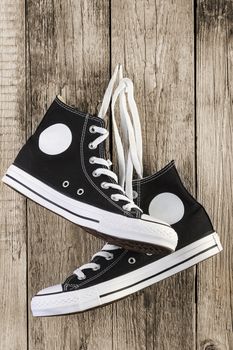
(62, 161, 214, 292)
(13, 97, 140, 218)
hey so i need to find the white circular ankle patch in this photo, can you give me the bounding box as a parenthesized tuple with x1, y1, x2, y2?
(39, 123, 72, 155)
(148, 192, 184, 225)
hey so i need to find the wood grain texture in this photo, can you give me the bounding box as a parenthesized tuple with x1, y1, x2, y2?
(196, 1, 233, 349)
(0, 0, 27, 349)
(111, 1, 196, 349)
(26, 1, 112, 349)
(1, 0, 232, 349)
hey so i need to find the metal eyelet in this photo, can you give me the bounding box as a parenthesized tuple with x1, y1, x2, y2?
(89, 157, 95, 164)
(146, 253, 153, 256)
(105, 253, 114, 260)
(92, 264, 100, 271)
(88, 143, 96, 150)
(133, 190, 138, 199)
(62, 180, 69, 188)
(92, 170, 100, 177)
(89, 125, 96, 133)
(111, 194, 119, 201)
(77, 188, 84, 195)
(128, 257, 136, 264)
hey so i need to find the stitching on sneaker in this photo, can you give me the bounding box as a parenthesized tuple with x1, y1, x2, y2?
(136, 162, 175, 184)
(55, 97, 104, 124)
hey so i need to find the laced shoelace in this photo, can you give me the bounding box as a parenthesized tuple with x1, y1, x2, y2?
(89, 125, 138, 211)
(73, 243, 119, 280)
(89, 64, 143, 211)
(73, 66, 144, 280)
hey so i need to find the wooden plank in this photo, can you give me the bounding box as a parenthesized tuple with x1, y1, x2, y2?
(26, 1, 113, 349)
(0, 0, 27, 349)
(196, 1, 233, 349)
(111, 1, 196, 349)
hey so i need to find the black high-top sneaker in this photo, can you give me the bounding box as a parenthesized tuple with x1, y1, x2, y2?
(31, 161, 222, 316)
(1, 93, 177, 254)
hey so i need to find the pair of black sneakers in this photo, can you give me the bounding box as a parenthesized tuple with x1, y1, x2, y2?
(2, 66, 222, 316)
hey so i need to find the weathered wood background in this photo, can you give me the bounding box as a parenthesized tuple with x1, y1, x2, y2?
(0, 0, 232, 349)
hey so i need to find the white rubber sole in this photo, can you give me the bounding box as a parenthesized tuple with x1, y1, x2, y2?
(31, 232, 222, 316)
(2, 165, 177, 251)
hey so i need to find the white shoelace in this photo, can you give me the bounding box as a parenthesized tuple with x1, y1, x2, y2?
(112, 76, 143, 199)
(89, 125, 138, 211)
(98, 64, 143, 200)
(73, 244, 119, 280)
(72, 66, 144, 278)
(89, 64, 144, 211)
